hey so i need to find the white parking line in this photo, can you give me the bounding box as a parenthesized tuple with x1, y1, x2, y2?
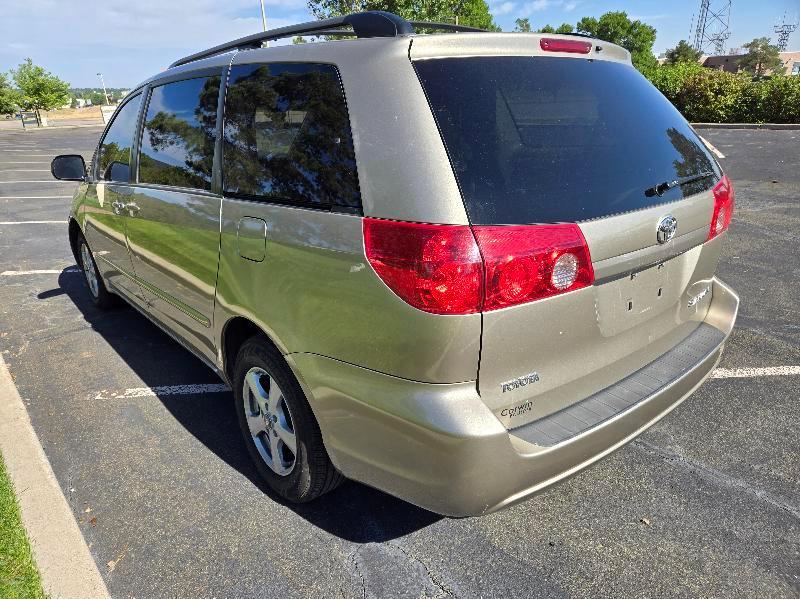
(0, 220, 64, 224)
(94, 384, 230, 400)
(711, 366, 800, 379)
(91, 365, 800, 401)
(1, 268, 79, 276)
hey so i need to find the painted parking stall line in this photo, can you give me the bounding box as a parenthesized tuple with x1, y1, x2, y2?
(94, 384, 230, 400)
(89, 365, 800, 402)
(0, 181, 72, 184)
(0, 220, 64, 225)
(1, 268, 79, 276)
(711, 366, 800, 379)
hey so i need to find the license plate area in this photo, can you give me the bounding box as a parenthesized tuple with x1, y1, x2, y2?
(595, 259, 679, 337)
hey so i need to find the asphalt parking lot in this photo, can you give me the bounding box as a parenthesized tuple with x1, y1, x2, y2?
(0, 126, 798, 598)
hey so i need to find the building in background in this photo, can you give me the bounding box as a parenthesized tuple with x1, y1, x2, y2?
(702, 50, 800, 75)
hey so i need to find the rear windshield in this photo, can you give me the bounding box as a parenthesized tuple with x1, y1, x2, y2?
(414, 56, 721, 225)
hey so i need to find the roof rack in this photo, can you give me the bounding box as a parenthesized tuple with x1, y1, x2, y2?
(169, 11, 486, 69)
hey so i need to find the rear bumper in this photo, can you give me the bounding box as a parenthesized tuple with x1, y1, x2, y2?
(288, 277, 738, 517)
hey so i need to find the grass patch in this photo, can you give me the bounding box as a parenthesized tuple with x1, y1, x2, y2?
(0, 453, 45, 599)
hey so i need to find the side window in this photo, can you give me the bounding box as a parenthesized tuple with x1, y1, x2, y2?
(138, 75, 221, 191)
(222, 63, 361, 210)
(96, 93, 142, 182)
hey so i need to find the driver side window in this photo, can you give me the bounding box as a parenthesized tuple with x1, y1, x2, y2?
(96, 93, 143, 183)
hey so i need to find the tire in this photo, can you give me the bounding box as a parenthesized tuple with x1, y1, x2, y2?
(76, 233, 117, 309)
(233, 335, 343, 502)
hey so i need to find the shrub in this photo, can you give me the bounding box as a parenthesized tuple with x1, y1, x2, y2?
(645, 63, 800, 124)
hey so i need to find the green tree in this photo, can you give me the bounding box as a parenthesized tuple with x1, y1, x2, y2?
(88, 91, 106, 106)
(514, 18, 531, 32)
(538, 23, 573, 33)
(292, 35, 308, 43)
(739, 37, 783, 77)
(577, 11, 657, 72)
(10, 58, 70, 124)
(0, 73, 19, 115)
(665, 40, 702, 64)
(307, 0, 499, 31)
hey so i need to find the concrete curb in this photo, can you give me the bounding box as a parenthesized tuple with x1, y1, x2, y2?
(0, 353, 110, 599)
(692, 122, 800, 130)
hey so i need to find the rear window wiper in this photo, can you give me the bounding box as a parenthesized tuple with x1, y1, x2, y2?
(645, 172, 716, 197)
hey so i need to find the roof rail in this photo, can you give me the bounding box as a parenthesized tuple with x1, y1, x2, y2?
(409, 21, 486, 33)
(169, 11, 485, 69)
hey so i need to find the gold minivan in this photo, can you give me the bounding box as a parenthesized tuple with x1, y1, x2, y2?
(52, 11, 738, 516)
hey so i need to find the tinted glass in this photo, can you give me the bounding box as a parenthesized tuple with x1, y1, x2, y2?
(97, 93, 142, 183)
(222, 63, 360, 210)
(138, 76, 220, 191)
(415, 57, 721, 225)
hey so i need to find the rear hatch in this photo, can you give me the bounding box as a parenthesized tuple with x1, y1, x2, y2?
(413, 47, 727, 429)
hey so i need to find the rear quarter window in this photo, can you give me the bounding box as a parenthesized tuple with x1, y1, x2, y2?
(414, 56, 721, 225)
(222, 62, 361, 211)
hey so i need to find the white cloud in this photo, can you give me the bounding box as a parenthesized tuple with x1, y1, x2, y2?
(492, 1, 517, 16)
(563, 1, 579, 11)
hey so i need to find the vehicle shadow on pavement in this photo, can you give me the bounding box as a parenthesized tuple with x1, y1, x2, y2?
(53, 267, 442, 543)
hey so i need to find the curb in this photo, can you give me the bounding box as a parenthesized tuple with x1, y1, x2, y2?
(0, 353, 110, 599)
(692, 122, 800, 130)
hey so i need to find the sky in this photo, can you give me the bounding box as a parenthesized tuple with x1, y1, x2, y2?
(1, 0, 798, 88)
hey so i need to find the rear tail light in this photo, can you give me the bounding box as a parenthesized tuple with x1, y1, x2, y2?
(363, 219, 594, 315)
(362, 218, 483, 314)
(540, 38, 592, 54)
(472, 224, 594, 311)
(709, 174, 735, 240)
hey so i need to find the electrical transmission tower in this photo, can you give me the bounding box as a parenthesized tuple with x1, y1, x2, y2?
(773, 12, 798, 52)
(692, 0, 732, 55)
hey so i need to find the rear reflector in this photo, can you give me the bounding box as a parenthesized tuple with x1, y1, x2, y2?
(363, 219, 594, 315)
(540, 38, 592, 54)
(473, 224, 594, 311)
(709, 174, 735, 240)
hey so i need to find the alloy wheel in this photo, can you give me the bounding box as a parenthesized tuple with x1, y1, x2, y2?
(242, 366, 297, 476)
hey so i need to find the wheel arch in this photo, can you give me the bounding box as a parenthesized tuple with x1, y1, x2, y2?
(220, 316, 284, 384)
(219, 316, 330, 448)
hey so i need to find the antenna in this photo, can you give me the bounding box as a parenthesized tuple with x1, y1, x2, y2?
(692, 0, 732, 55)
(773, 11, 798, 52)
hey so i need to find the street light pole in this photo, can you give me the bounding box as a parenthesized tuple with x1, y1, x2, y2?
(96, 72, 110, 105)
(259, 0, 270, 47)
(259, 0, 267, 30)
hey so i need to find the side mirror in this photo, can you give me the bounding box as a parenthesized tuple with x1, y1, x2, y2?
(51, 154, 86, 181)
